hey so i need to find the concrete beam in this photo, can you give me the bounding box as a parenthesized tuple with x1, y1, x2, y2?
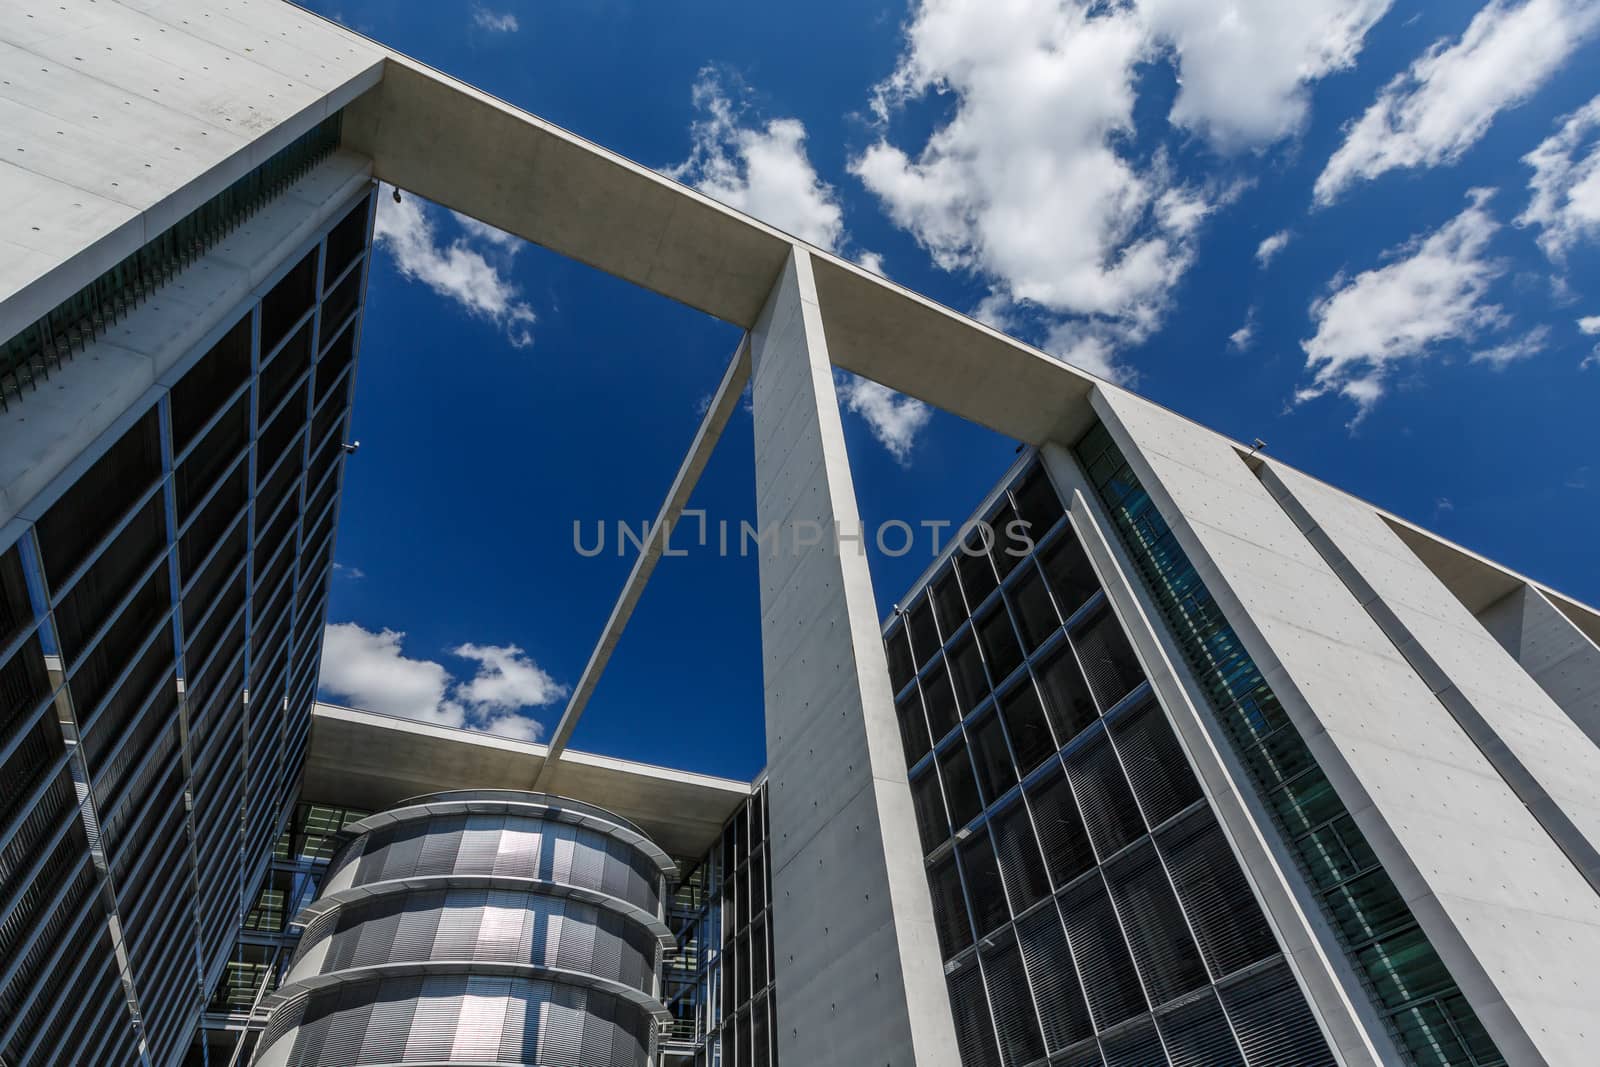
(750, 246, 958, 1067)
(1477, 585, 1600, 747)
(533, 338, 751, 785)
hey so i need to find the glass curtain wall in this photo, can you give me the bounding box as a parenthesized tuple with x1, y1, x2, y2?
(883, 460, 1336, 1067)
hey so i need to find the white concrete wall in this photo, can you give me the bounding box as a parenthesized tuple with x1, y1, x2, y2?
(750, 247, 958, 1067)
(1096, 386, 1600, 1067)
(0, 0, 383, 332)
(1478, 585, 1600, 748)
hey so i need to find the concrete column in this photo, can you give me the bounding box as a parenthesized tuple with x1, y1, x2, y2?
(749, 246, 958, 1067)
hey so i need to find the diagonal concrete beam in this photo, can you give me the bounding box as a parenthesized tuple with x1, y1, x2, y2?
(532, 338, 751, 788)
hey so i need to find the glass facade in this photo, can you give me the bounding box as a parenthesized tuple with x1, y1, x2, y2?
(0, 178, 371, 1067)
(1074, 423, 1503, 1067)
(883, 461, 1335, 1067)
(663, 783, 777, 1067)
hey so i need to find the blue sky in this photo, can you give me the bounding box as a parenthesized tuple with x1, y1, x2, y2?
(311, 0, 1600, 781)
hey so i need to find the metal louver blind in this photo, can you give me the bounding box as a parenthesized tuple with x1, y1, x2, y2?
(1104, 840, 1208, 1006)
(981, 928, 1046, 1067)
(1059, 875, 1146, 1030)
(1063, 727, 1144, 856)
(1219, 961, 1336, 1067)
(1015, 903, 1093, 1053)
(1025, 765, 1095, 887)
(947, 960, 1002, 1067)
(1157, 989, 1244, 1067)
(1099, 1015, 1167, 1067)
(991, 799, 1050, 912)
(1109, 699, 1202, 827)
(1156, 809, 1278, 981)
(1073, 608, 1145, 710)
(929, 853, 974, 959)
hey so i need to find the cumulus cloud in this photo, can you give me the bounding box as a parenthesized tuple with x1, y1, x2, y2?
(472, 7, 519, 32)
(1580, 314, 1600, 333)
(851, 0, 1207, 380)
(1298, 189, 1509, 418)
(835, 374, 933, 465)
(1472, 324, 1550, 367)
(1256, 230, 1293, 267)
(1315, 0, 1600, 205)
(374, 184, 537, 348)
(1517, 95, 1600, 261)
(665, 70, 845, 250)
(319, 623, 566, 741)
(1141, 0, 1394, 149)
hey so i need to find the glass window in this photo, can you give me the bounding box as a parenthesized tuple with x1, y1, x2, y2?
(1064, 728, 1145, 857)
(957, 532, 999, 606)
(1035, 644, 1097, 745)
(948, 631, 989, 712)
(991, 798, 1050, 913)
(1073, 607, 1145, 710)
(1105, 840, 1208, 1005)
(1016, 904, 1093, 1053)
(1025, 765, 1095, 889)
(885, 625, 915, 695)
(907, 596, 940, 668)
(922, 662, 962, 742)
(1110, 699, 1202, 828)
(989, 501, 1024, 578)
(997, 678, 1055, 776)
(1012, 468, 1064, 540)
(896, 687, 933, 768)
(1040, 533, 1099, 620)
(939, 740, 984, 831)
(959, 832, 1008, 936)
(1157, 809, 1277, 980)
(948, 958, 1001, 1067)
(1007, 563, 1059, 653)
(929, 853, 973, 958)
(982, 928, 1047, 1065)
(912, 766, 950, 854)
(968, 709, 1016, 805)
(1059, 874, 1146, 1030)
(975, 602, 1023, 686)
(931, 568, 967, 636)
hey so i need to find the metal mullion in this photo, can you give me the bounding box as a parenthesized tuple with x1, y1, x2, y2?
(258, 305, 316, 372)
(0, 611, 46, 676)
(72, 606, 177, 741)
(255, 425, 307, 494)
(85, 663, 183, 819)
(182, 555, 249, 654)
(256, 366, 314, 433)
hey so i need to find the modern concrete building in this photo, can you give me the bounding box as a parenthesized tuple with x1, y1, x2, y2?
(3, 2, 1599, 1067)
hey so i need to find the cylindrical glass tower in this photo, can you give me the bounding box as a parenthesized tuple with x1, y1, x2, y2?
(252, 789, 675, 1067)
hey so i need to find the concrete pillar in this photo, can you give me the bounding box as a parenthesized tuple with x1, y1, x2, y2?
(749, 246, 959, 1066)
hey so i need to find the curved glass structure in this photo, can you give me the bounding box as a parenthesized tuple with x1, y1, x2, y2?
(252, 790, 675, 1067)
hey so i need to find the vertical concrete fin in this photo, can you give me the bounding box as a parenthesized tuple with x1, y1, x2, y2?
(1477, 584, 1600, 749)
(750, 246, 959, 1067)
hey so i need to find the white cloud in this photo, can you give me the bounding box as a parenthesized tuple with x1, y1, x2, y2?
(1229, 309, 1257, 350)
(1141, 0, 1394, 149)
(665, 70, 845, 250)
(1472, 324, 1550, 367)
(851, 1, 1209, 380)
(374, 184, 537, 348)
(857, 250, 888, 276)
(1579, 314, 1600, 333)
(1256, 230, 1293, 267)
(1518, 95, 1600, 260)
(472, 7, 519, 32)
(835, 374, 933, 465)
(1298, 189, 1508, 418)
(1315, 0, 1600, 205)
(332, 562, 365, 580)
(319, 623, 565, 741)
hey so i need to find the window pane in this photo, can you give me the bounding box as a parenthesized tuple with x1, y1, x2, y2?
(948, 959, 1001, 1067)
(1073, 607, 1145, 710)
(969, 709, 1017, 805)
(922, 662, 962, 743)
(997, 678, 1055, 777)
(929, 854, 973, 958)
(948, 631, 989, 712)
(1040, 533, 1098, 620)
(975, 602, 1023, 686)
(1157, 809, 1278, 980)
(1012, 468, 1065, 543)
(960, 832, 1008, 936)
(896, 687, 933, 768)
(1025, 766, 1096, 889)
(939, 740, 984, 831)
(982, 928, 1046, 1066)
(912, 767, 949, 854)
(1105, 840, 1208, 1005)
(931, 568, 967, 636)
(992, 799, 1050, 913)
(989, 501, 1024, 578)
(1060, 875, 1146, 1029)
(1110, 699, 1202, 827)
(1035, 644, 1097, 746)
(908, 596, 940, 669)
(1016, 904, 1093, 1052)
(1158, 989, 1244, 1067)
(1064, 728, 1145, 857)
(885, 625, 915, 695)
(958, 532, 999, 605)
(1007, 563, 1059, 653)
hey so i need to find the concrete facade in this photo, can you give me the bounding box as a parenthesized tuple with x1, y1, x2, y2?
(1478, 585, 1600, 747)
